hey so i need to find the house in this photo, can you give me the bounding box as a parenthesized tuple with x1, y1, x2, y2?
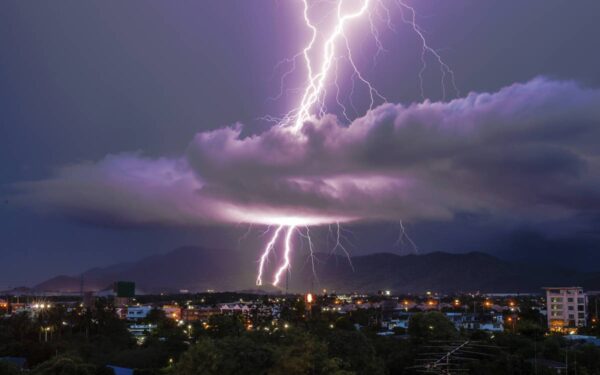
(162, 305, 182, 320)
(444, 312, 504, 332)
(126, 305, 153, 320)
(107, 365, 134, 375)
(0, 357, 27, 370)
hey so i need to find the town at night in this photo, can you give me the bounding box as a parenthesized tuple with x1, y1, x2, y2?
(2, 1, 600, 374)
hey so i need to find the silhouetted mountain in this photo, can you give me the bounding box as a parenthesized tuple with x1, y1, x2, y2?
(32, 247, 600, 294)
(34, 246, 250, 294)
(299, 251, 600, 293)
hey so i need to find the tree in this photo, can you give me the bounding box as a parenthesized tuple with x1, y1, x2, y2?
(516, 320, 545, 338)
(215, 336, 274, 374)
(408, 312, 458, 342)
(325, 330, 384, 375)
(206, 314, 245, 339)
(269, 332, 345, 375)
(0, 360, 20, 375)
(372, 336, 415, 375)
(174, 337, 221, 375)
(31, 355, 97, 375)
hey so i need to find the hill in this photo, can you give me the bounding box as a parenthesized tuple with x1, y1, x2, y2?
(31, 247, 600, 294)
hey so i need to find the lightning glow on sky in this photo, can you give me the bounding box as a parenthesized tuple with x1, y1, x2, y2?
(255, 0, 456, 287)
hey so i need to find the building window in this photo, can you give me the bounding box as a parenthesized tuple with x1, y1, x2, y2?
(568, 306, 574, 311)
(568, 298, 574, 303)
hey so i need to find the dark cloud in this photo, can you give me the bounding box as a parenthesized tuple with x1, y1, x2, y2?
(15, 78, 600, 227)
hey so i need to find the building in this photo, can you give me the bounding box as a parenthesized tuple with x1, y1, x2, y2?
(114, 281, 135, 306)
(0, 357, 27, 371)
(162, 305, 182, 321)
(107, 365, 134, 375)
(82, 291, 96, 310)
(218, 303, 251, 315)
(127, 324, 157, 344)
(564, 335, 600, 347)
(182, 306, 219, 322)
(445, 312, 504, 332)
(544, 287, 587, 333)
(126, 305, 153, 320)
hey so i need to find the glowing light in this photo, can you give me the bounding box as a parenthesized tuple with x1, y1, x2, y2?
(273, 225, 296, 286)
(306, 293, 314, 303)
(256, 225, 284, 286)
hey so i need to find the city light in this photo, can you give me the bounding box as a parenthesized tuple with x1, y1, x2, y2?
(306, 293, 313, 304)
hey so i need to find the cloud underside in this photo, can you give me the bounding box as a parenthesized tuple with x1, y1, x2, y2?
(16, 78, 600, 226)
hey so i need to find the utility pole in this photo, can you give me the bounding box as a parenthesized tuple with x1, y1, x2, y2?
(285, 272, 289, 296)
(534, 336, 537, 375)
(565, 348, 568, 375)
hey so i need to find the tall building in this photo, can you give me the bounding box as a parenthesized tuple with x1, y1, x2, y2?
(114, 281, 135, 307)
(544, 287, 587, 333)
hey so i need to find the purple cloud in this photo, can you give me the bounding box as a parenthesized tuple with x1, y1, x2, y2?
(15, 77, 600, 226)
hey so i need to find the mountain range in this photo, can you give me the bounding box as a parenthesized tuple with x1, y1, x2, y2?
(26, 246, 600, 294)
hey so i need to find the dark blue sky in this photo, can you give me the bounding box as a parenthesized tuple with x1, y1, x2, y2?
(2, 1, 600, 288)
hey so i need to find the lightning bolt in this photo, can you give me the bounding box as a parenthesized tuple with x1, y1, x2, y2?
(394, 0, 459, 101)
(256, 225, 284, 286)
(279, 0, 380, 133)
(331, 222, 355, 271)
(272, 225, 296, 286)
(298, 226, 319, 283)
(394, 220, 419, 254)
(268, 0, 457, 133)
(254, 0, 455, 289)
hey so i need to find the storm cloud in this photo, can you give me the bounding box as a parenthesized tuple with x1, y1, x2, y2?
(16, 78, 600, 226)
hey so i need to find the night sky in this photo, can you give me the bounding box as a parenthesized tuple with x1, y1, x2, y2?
(2, 1, 600, 289)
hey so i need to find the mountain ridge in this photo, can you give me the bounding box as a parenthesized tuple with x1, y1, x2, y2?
(29, 247, 600, 294)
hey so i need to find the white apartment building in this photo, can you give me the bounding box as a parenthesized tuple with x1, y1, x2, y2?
(126, 305, 153, 320)
(544, 287, 587, 333)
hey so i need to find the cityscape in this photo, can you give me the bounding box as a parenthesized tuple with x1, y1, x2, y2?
(1, 284, 600, 374)
(2, 1, 600, 374)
